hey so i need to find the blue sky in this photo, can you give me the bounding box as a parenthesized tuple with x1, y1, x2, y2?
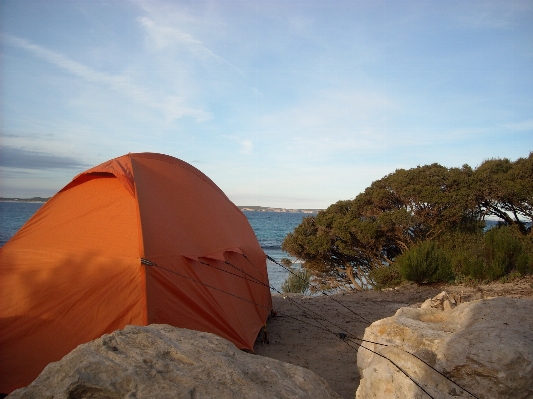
(1, 0, 532, 208)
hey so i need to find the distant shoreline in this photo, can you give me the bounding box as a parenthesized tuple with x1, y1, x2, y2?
(0, 197, 50, 203)
(238, 206, 320, 214)
(0, 198, 320, 213)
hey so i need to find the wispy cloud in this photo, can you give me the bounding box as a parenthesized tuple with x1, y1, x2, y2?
(139, 16, 210, 54)
(138, 16, 244, 77)
(3, 34, 211, 122)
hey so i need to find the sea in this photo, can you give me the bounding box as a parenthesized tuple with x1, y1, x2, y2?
(0, 202, 310, 292)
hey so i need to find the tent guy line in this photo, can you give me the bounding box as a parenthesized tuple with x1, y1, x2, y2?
(265, 255, 479, 399)
(278, 311, 478, 399)
(191, 250, 471, 399)
(202, 260, 267, 286)
(241, 253, 268, 280)
(151, 250, 474, 399)
(143, 258, 273, 311)
(266, 254, 370, 323)
(272, 291, 436, 399)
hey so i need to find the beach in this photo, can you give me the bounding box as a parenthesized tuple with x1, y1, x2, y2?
(255, 277, 533, 399)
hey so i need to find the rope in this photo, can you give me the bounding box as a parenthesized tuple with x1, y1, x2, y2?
(239, 256, 433, 398)
(266, 254, 370, 323)
(142, 258, 272, 311)
(272, 307, 435, 398)
(274, 312, 387, 346)
(264, 254, 479, 399)
(196, 259, 266, 286)
(142, 255, 478, 399)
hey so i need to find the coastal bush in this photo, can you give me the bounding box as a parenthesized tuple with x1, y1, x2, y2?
(281, 266, 311, 294)
(454, 254, 486, 281)
(446, 225, 533, 282)
(483, 225, 533, 277)
(398, 241, 454, 284)
(282, 153, 532, 290)
(369, 264, 403, 290)
(439, 229, 486, 280)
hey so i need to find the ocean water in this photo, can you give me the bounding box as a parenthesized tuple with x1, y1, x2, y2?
(0, 202, 44, 247)
(0, 202, 309, 292)
(242, 211, 311, 292)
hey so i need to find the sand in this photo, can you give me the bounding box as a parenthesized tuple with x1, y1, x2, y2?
(254, 277, 533, 399)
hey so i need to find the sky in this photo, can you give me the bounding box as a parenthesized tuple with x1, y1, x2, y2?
(1, 0, 532, 209)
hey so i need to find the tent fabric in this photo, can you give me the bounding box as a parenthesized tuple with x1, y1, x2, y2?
(0, 153, 272, 394)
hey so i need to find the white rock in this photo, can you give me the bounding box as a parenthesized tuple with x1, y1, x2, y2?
(8, 324, 340, 399)
(420, 290, 460, 310)
(356, 297, 533, 399)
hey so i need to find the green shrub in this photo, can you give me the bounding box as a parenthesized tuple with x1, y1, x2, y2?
(436, 225, 533, 282)
(450, 242, 485, 280)
(454, 255, 486, 280)
(281, 266, 311, 294)
(398, 241, 454, 284)
(438, 229, 483, 276)
(483, 226, 532, 278)
(369, 264, 403, 290)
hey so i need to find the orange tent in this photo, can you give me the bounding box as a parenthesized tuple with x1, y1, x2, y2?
(0, 153, 272, 393)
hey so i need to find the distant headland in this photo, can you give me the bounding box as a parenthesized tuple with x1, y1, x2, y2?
(0, 198, 320, 213)
(0, 197, 51, 203)
(238, 206, 320, 214)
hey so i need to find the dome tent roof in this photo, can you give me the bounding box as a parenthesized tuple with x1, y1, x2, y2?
(0, 153, 272, 394)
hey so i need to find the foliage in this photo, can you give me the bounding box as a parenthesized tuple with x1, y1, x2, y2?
(282, 153, 533, 290)
(368, 264, 404, 290)
(483, 225, 532, 278)
(397, 241, 454, 284)
(473, 153, 533, 234)
(283, 163, 478, 289)
(438, 228, 486, 281)
(439, 225, 532, 282)
(281, 266, 311, 294)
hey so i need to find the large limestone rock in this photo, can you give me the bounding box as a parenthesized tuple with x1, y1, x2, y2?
(356, 297, 533, 399)
(8, 324, 340, 399)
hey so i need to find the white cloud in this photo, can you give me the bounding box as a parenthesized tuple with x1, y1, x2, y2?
(138, 16, 244, 76)
(139, 16, 211, 54)
(3, 34, 212, 123)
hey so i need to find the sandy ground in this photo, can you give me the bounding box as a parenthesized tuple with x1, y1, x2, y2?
(254, 276, 533, 399)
